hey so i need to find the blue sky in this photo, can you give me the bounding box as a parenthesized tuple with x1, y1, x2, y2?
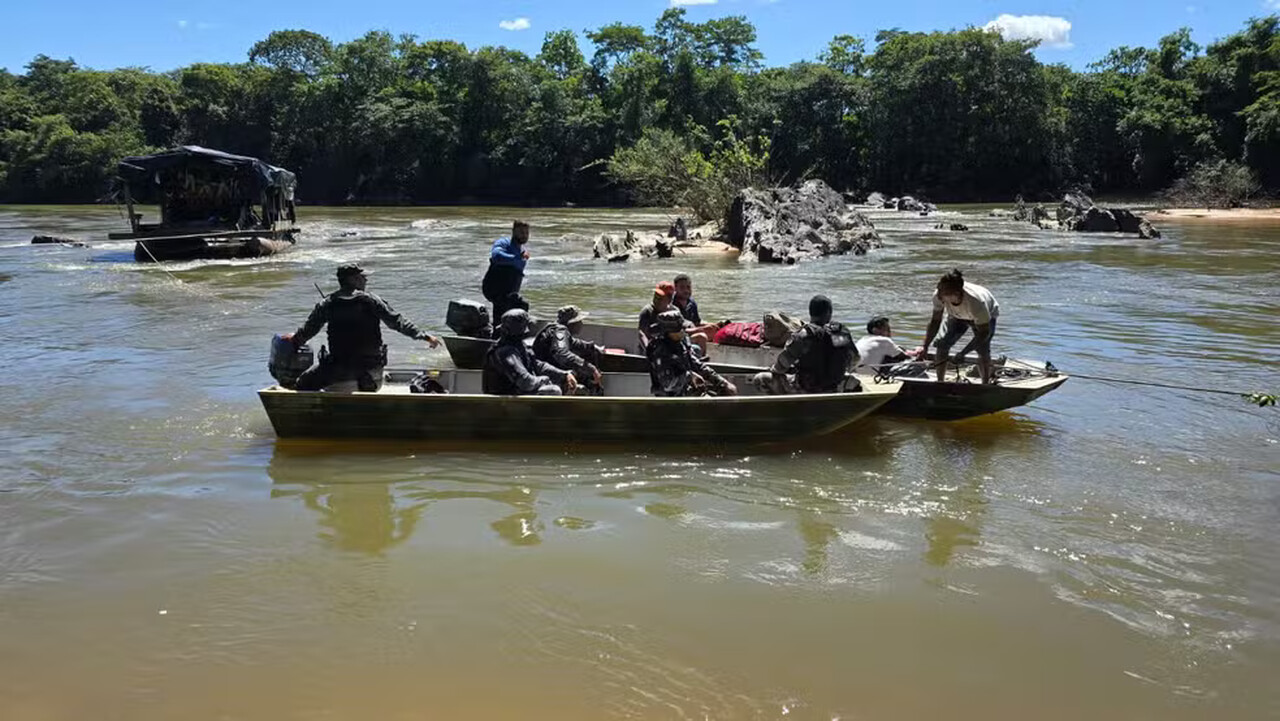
(2, 0, 1276, 74)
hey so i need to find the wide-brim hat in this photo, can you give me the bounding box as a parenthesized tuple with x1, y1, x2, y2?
(557, 305, 589, 325)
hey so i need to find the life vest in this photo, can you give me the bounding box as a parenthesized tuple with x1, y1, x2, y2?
(325, 292, 386, 366)
(794, 322, 855, 393)
(482, 339, 531, 395)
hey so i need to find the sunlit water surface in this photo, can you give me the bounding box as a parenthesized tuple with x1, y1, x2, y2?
(0, 204, 1277, 719)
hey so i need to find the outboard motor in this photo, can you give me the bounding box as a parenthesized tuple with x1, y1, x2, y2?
(269, 333, 314, 389)
(446, 299, 492, 338)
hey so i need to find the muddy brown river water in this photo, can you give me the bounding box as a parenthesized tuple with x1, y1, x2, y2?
(0, 204, 1277, 719)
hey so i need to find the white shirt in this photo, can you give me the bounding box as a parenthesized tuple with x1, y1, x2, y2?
(932, 282, 999, 324)
(855, 335, 907, 373)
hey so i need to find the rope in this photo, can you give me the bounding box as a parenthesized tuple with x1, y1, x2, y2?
(135, 240, 259, 312)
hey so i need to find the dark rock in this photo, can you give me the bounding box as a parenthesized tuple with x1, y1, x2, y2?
(31, 234, 85, 246)
(897, 196, 927, 212)
(1112, 208, 1142, 234)
(1138, 220, 1162, 239)
(726, 180, 882, 264)
(950, 223, 970, 232)
(1031, 204, 1050, 223)
(1068, 206, 1119, 232)
(655, 238, 674, 258)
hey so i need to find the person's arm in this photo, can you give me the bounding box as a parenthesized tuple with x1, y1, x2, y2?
(920, 309, 944, 362)
(567, 336, 604, 382)
(371, 296, 439, 346)
(692, 354, 736, 395)
(769, 330, 812, 375)
(549, 328, 590, 372)
(490, 238, 528, 270)
(955, 323, 990, 357)
(291, 299, 328, 346)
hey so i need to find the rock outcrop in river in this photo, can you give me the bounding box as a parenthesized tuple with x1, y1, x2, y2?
(726, 180, 882, 264)
(1009, 192, 1161, 238)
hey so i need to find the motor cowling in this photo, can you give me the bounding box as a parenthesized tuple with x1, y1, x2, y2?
(269, 333, 314, 388)
(446, 299, 492, 338)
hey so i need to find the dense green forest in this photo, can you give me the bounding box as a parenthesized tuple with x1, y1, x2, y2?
(0, 10, 1277, 205)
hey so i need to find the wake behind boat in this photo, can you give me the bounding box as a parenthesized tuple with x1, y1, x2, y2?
(259, 369, 898, 443)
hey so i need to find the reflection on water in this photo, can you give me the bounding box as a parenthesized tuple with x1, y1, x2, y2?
(1, 205, 1278, 719)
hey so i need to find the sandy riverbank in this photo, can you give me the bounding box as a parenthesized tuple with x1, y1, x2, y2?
(1153, 207, 1280, 222)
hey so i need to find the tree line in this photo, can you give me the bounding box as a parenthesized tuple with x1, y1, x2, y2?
(0, 10, 1276, 206)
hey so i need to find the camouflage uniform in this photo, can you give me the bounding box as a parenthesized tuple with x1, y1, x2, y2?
(293, 288, 430, 392)
(646, 311, 732, 397)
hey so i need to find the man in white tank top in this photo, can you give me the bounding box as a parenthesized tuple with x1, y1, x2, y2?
(920, 269, 1000, 384)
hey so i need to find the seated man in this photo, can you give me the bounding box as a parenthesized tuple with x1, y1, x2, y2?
(287, 263, 439, 393)
(483, 309, 579, 396)
(673, 273, 729, 340)
(646, 310, 737, 397)
(854, 316, 922, 376)
(753, 295, 856, 395)
(532, 305, 604, 393)
(920, 269, 999, 384)
(639, 281, 708, 353)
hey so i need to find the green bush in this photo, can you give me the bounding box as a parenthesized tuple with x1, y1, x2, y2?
(605, 119, 769, 222)
(1165, 159, 1261, 209)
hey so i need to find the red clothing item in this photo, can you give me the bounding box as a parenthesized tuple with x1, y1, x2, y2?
(713, 322, 766, 347)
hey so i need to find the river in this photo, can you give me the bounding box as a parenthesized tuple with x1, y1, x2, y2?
(1, 204, 1277, 719)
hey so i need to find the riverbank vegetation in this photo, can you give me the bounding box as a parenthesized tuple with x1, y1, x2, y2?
(1, 12, 1277, 206)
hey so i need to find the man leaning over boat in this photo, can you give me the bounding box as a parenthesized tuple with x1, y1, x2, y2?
(284, 264, 439, 392)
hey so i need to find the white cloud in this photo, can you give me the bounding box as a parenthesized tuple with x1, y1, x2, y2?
(983, 14, 1073, 49)
(1266, 0, 1280, 10)
(671, 0, 718, 6)
(498, 17, 531, 31)
(177, 19, 189, 29)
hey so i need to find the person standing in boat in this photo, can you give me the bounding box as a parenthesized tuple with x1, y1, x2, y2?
(483, 309, 578, 396)
(855, 316, 923, 376)
(287, 264, 440, 392)
(532, 305, 604, 393)
(647, 311, 737, 397)
(752, 295, 856, 394)
(920, 269, 999, 384)
(482, 220, 531, 327)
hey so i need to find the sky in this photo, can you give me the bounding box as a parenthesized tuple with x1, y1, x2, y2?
(1, 0, 1277, 74)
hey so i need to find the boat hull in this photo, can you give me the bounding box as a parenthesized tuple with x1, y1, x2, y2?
(869, 374, 1069, 421)
(442, 327, 1068, 421)
(258, 370, 897, 444)
(133, 231, 297, 262)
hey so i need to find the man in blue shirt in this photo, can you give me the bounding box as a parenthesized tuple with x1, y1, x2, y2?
(482, 220, 530, 325)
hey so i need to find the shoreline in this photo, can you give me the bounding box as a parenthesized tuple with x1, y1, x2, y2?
(1152, 207, 1280, 222)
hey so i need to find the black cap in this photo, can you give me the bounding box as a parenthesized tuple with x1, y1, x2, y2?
(809, 295, 833, 322)
(336, 263, 368, 279)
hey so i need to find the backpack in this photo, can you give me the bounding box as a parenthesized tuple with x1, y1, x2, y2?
(763, 311, 803, 347)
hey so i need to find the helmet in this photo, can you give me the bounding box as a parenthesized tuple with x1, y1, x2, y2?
(656, 310, 686, 333)
(499, 308, 534, 337)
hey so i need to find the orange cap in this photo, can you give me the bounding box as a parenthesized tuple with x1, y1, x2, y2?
(654, 281, 676, 297)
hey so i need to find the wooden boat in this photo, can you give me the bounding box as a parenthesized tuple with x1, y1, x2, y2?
(442, 322, 1067, 421)
(112, 146, 299, 262)
(865, 372, 1068, 421)
(259, 369, 898, 443)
